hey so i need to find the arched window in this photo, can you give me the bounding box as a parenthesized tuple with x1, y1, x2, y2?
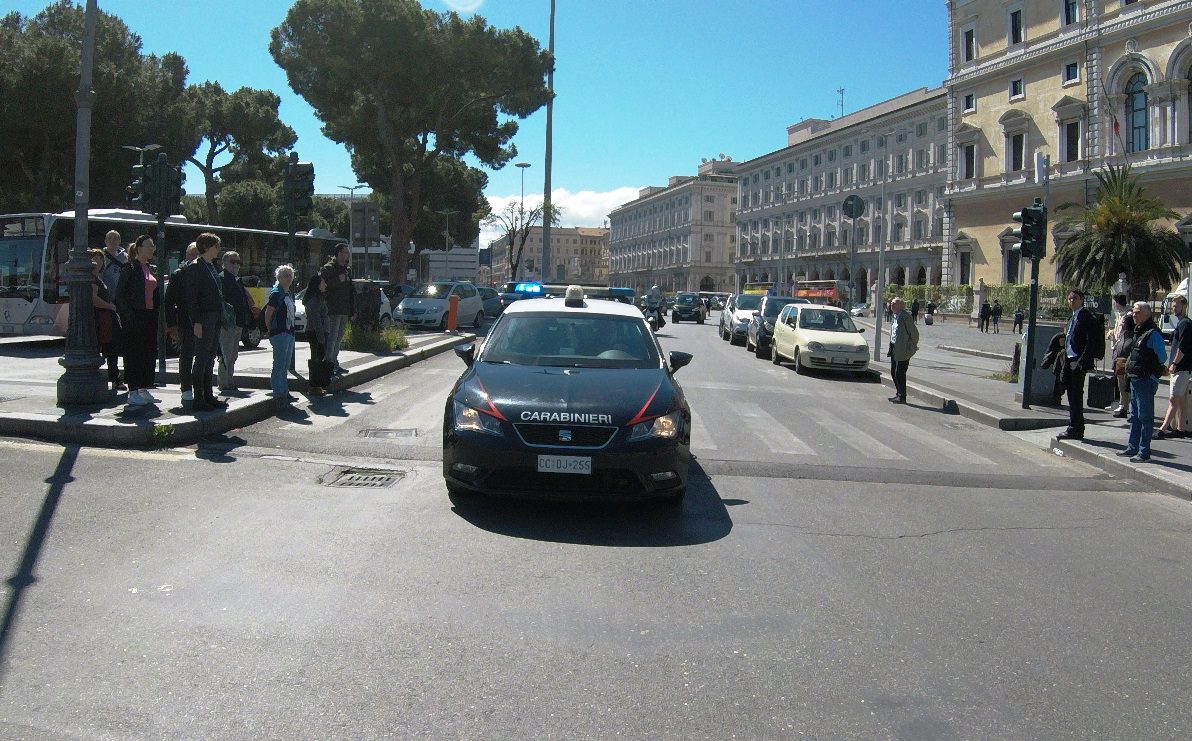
(1124, 72, 1149, 152)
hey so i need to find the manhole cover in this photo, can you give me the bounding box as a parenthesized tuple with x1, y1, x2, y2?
(359, 428, 419, 439)
(319, 467, 404, 488)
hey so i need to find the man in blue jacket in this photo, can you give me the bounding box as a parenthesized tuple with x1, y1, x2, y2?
(1120, 302, 1168, 462)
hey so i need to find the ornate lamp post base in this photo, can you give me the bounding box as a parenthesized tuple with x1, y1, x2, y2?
(56, 355, 109, 408)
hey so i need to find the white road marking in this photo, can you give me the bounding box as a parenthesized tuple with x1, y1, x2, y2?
(873, 411, 996, 465)
(738, 402, 815, 456)
(688, 409, 718, 451)
(803, 408, 906, 460)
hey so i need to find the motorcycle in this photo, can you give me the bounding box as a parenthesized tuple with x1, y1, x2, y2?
(643, 299, 665, 333)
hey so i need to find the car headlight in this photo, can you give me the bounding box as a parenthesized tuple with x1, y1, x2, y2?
(628, 409, 682, 442)
(807, 341, 826, 351)
(453, 399, 503, 437)
(855, 345, 869, 353)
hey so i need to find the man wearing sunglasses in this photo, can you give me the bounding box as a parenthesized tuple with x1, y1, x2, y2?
(217, 251, 251, 392)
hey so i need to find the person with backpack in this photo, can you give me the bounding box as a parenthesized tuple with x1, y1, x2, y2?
(1119, 302, 1168, 462)
(1055, 289, 1101, 441)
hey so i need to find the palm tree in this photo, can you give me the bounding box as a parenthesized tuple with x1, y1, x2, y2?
(1052, 164, 1186, 298)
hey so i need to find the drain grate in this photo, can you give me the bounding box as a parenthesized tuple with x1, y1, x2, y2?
(320, 467, 404, 488)
(359, 428, 419, 439)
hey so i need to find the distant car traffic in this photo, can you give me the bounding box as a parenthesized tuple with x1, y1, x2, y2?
(719, 293, 762, 346)
(292, 279, 392, 336)
(478, 286, 503, 317)
(850, 303, 870, 317)
(770, 303, 870, 375)
(443, 285, 693, 503)
(397, 280, 484, 330)
(670, 292, 707, 324)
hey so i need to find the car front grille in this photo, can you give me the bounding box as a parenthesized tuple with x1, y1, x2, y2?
(514, 424, 617, 449)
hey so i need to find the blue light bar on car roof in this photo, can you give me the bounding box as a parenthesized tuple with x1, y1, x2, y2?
(514, 282, 543, 294)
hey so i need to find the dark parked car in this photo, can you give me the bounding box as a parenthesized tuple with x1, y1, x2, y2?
(746, 296, 804, 358)
(478, 286, 503, 317)
(670, 292, 707, 324)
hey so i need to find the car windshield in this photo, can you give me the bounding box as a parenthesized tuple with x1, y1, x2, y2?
(676, 294, 698, 305)
(798, 308, 857, 332)
(761, 297, 798, 317)
(735, 294, 762, 311)
(481, 313, 661, 369)
(412, 282, 453, 298)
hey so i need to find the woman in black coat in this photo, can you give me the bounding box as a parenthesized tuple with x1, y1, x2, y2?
(113, 235, 162, 406)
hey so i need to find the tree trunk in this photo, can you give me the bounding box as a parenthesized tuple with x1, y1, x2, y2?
(390, 174, 411, 284)
(204, 170, 219, 225)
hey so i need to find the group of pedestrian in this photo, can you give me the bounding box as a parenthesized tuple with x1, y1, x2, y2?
(977, 299, 1004, 333)
(95, 232, 359, 410)
(1054, 288, 1191, 464)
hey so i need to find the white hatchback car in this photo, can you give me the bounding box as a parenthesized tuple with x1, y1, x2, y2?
(770, 303, 870, 375)
(397, 281, 485, 330)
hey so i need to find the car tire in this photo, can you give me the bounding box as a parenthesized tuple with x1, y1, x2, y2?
(720, 325, 729, 341)
(754, 340, 768, 359)
(697, 316, 704, 325)
(474, 311, 484, 327)
(794, 349, 806, 375)
(671, 313, 679, 323)
(745, 335, 754, 352)
(730, 333, 745, 347)
(241, 326, 261, 349)
(771, 343, 782, 365)
(437, 313, 449, 332)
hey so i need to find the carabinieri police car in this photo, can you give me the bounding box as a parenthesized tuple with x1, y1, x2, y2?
(443, 285, 694, 503)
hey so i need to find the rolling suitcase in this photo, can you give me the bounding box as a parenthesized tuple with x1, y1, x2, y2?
(308, 357, 334, 390)
(1086, 374, 1115, 409)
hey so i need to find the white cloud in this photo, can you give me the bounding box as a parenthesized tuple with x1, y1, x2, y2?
(441, 0, 485, 12)
(479, 186, 640, 248)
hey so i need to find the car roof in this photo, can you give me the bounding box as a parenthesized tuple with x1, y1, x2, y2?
(502, 294, 646, 319)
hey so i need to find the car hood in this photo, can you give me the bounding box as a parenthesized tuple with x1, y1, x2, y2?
(796, 328, 867, 348)
(732, 308, 758, 322)
(400, 297, 446, 310)
(457, 363, 678, 426)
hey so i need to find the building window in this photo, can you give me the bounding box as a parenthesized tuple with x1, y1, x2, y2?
(937, 143, 947, 163)
(1064, 120, 1081, 162)
(913, 219, 925, 240)
(827, 172, 836, 188)
(1009, 78, 1024, 99)
(704, 195, 714, 203)
(963, 92, 976, 112)
(914, 149, 927, 169)
(1008, 8, 1023, 46)
(916, 122, 927, 138)
(1008, 132, 1026, 171)
(704, 210, 714, 221)
(962, 26, 976, 62)
(827, 149, 836, 162)
(938, 115, 947, 131)
(893, 222, 905, 242)
(843, 145, 852, 157)
(705, 249, 712, 263)
(894, 193, 905, 208)
(813, 154, 822, 166)
(1063, 61, 1080, 84)
(859, 140, 869, 153)
(877, 159, 887, 177)
(915, 189, 926, 206)
(827, 206, 836, 218)
(960, 144, 976, 179)
(843, 168, 853, 185)
(1124, 72, 1149, 152)
(895, 154, 906, 174)
(1063, 0, 1079, 25)
(860, 163, 870, 180)
(800, 158, 808, 170)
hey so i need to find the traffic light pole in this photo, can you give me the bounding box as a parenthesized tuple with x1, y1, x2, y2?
(1021, 155, 1050, 410)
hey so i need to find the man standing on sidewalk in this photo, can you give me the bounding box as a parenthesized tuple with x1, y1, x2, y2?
(320, 243, 355, 377)
(1155, 294, 1190, 440)
(887, 297, 918, 404)
(1056, 289, 1100, 441)
(217, 250, 250, 393)
(163, 243, 199, 403)
(1120, 302, 1168, 462)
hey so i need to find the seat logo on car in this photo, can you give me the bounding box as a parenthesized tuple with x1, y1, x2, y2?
(520, 411, 612, 424)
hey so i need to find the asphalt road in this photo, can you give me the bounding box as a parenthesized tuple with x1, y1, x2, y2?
(2, 316, 1191, 739)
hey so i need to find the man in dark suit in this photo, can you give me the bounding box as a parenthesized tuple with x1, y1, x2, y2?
(1056, 288, 1100, 440)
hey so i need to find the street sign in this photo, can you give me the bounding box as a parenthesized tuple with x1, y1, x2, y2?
(847, 281, 855, 290)
(842, 194, 865, 219)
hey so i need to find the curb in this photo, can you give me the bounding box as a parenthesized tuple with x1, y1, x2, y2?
(0, 333, 473, 449)
(876, 370, 1064, 431)
(1049, 437, 1192, 501)
(937, 344, 1014, 362)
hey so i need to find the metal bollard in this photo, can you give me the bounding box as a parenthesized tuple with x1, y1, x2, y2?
(447, 294, 459, 331)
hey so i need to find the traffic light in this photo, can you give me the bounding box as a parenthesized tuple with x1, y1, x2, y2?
(285, 160, 315, 213)
(1012, 199, 1047, 259)
(160, 164, 185, 218)
(127, 164, 148, 211)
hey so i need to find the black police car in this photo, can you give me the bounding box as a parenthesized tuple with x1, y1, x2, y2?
(443, 285, 694, 503)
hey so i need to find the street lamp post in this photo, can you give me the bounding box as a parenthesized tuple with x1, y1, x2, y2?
(339, 183, 365, 276)
(56, 0, 107, 407)
(541, 0, 556, 284)
(121, 143, 162, 168)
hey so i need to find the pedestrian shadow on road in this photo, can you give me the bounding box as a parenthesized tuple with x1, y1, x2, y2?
(305, 389, 375, 419)
(448, 459, 731, 547)
(195, 434, 248, 462)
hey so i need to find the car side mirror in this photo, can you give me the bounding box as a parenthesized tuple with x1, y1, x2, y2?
(454, 342, 475, 367)
(669, 350, 693, 372)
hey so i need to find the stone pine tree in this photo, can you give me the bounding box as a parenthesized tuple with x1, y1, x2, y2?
(182, 81, 297, 225)
(269, 0, 552, 283)
(1053, 164, 1187, 298)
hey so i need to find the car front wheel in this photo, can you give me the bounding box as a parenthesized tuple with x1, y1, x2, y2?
(771, 343, 782, 365)
(793, 348, 806, 375)
(437, 313, 449, 331)
(754, 339, 768, 359)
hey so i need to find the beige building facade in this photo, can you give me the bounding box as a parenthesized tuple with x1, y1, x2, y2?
(488, 226, 609, 286)
(945, 0, 1192, 287)
(607, 159, 738, 295)
(734, 87, 950, 299)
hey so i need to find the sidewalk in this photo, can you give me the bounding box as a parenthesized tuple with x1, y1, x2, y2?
(859, 316, 1192, 499)
(0, 330, 475, 448)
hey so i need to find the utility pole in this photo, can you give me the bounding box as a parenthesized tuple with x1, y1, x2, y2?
(57, 0, 106, 406)
(541, 0, 556, 284)
(339, 183, 365, 276)
(1021, 153, 1050, 409)
(837, 87, 845, 119)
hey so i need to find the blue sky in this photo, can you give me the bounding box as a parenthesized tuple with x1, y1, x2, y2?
(12, 0, 948, 240)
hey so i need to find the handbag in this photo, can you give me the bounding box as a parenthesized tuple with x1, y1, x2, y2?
(221, 302, 237, 330)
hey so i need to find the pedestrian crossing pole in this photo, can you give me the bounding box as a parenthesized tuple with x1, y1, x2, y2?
(1021, 153, 1050, 410)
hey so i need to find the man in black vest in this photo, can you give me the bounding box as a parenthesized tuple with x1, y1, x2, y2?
(1056, 288, 1100, 441)
(163, 243, 199, 401)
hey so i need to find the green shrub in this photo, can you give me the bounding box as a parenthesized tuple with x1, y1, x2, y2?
(340, 322, 409, 353)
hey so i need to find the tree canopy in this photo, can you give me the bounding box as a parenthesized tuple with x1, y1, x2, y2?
(270, 0, 552, 282)
(1053, 164, 1187, 297)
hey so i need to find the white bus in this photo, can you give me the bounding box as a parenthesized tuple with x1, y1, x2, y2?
(0, 209, 340, 338)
